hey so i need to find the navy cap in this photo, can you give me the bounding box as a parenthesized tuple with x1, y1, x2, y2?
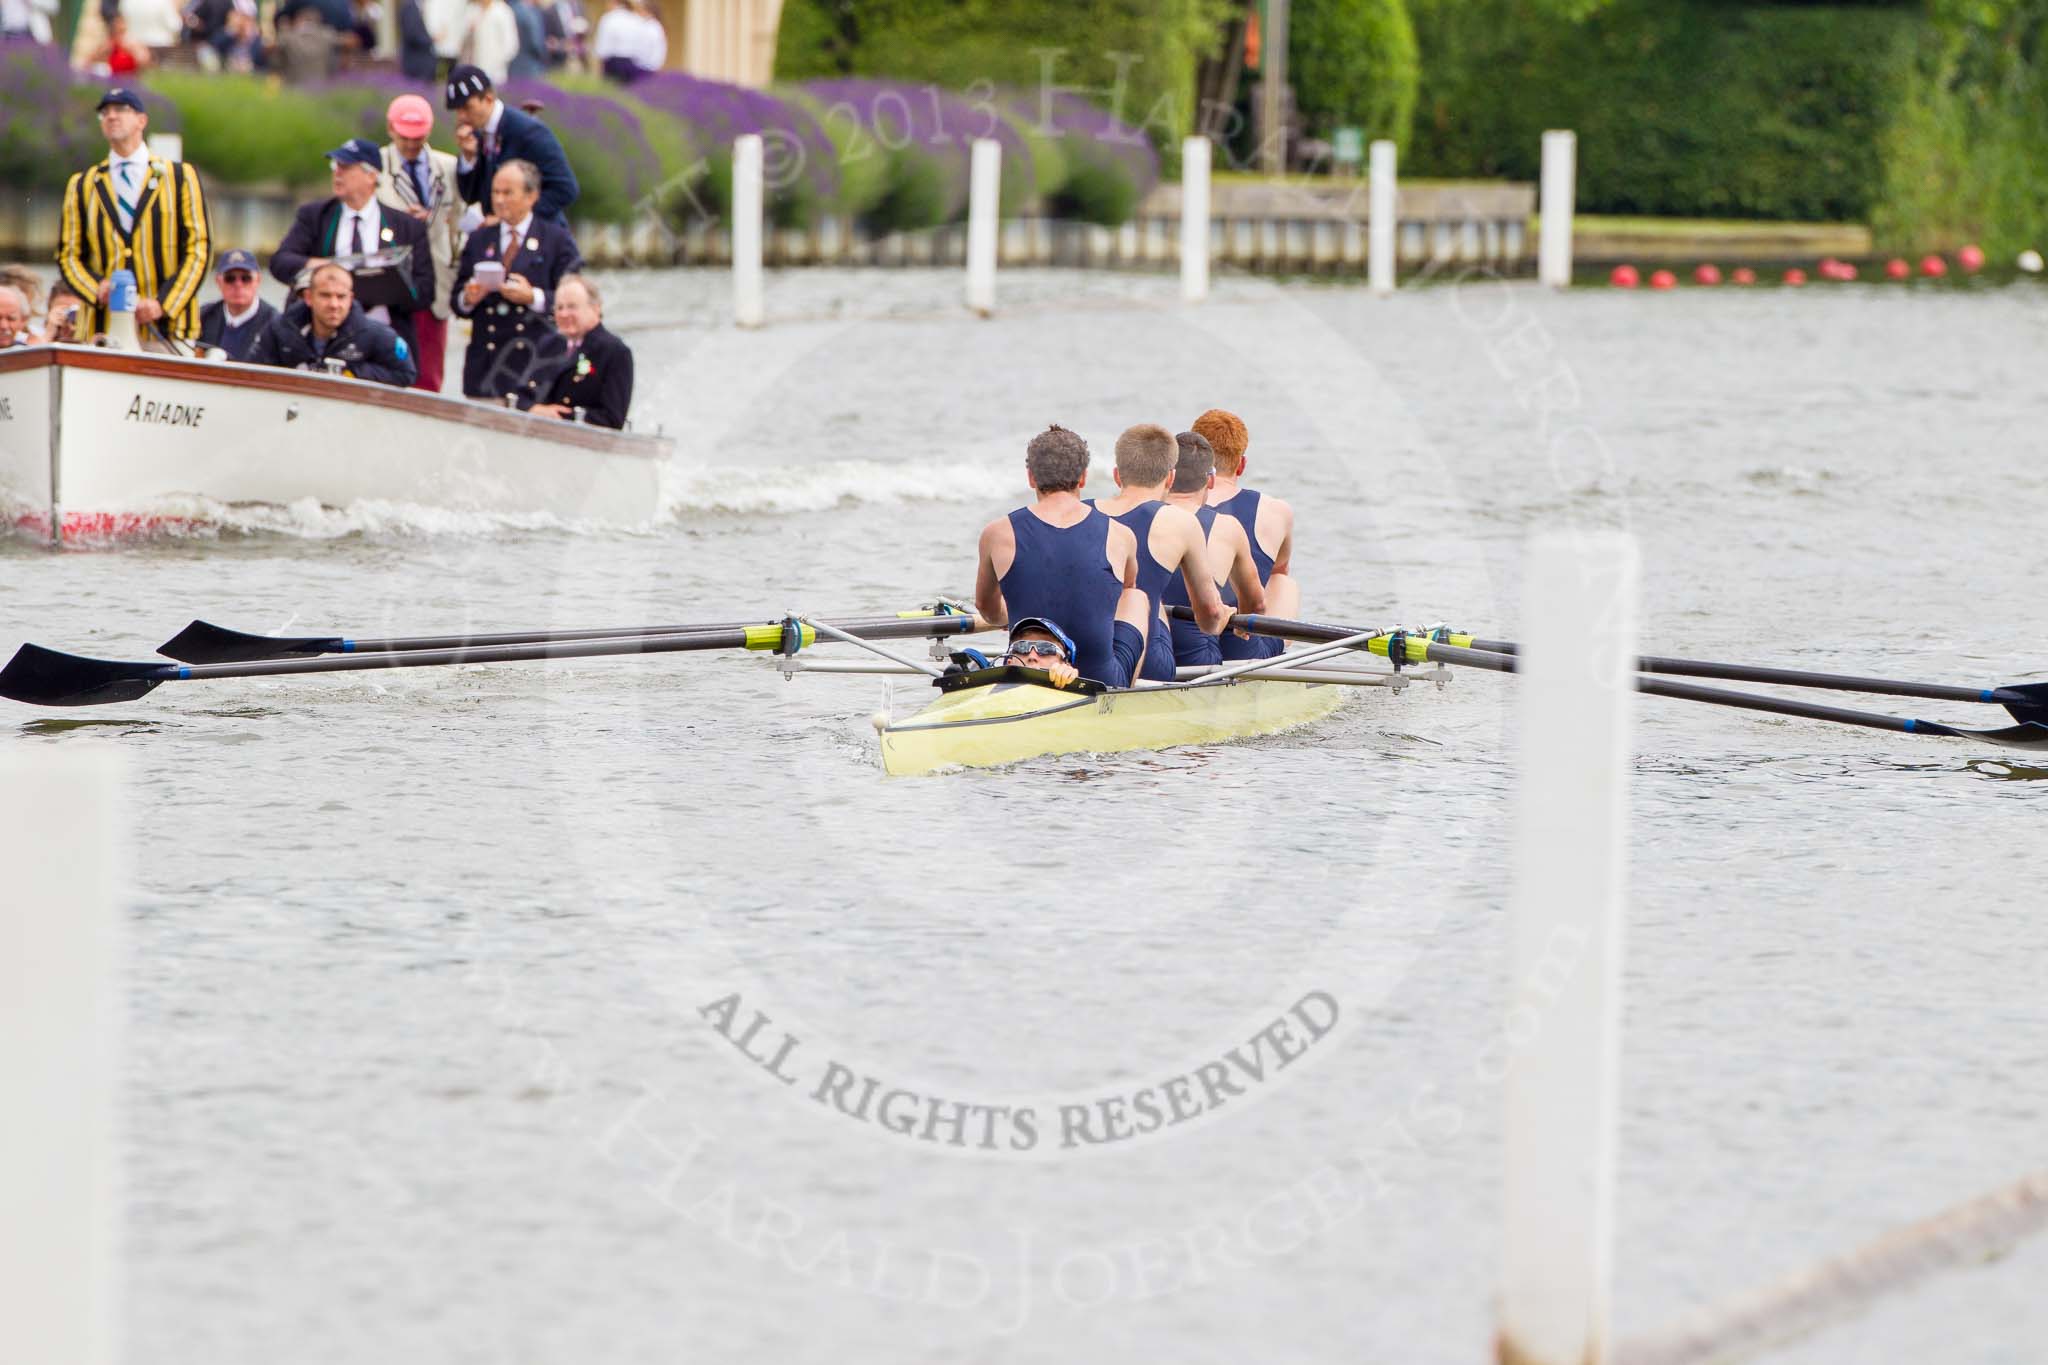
(96, 88, 146, 113)
(325, 137, 381, 169)
(214, 248, 259, 276)
(1007, 617, 1077, 664)
(444, 63, 492, 109)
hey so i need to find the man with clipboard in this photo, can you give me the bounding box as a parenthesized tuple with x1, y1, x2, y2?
(270, 138, 436, 366)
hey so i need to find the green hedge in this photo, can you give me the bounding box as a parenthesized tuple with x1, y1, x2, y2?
(1405, 0, 1921, 222)
(1874, 0, 2048, 253)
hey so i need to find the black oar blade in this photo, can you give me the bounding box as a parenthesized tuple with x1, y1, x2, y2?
(1948, 721, 2048, 748)
(157, 620, 345, 664)
(1995, 683, 2048, 727)
(0, 643, 175, 707)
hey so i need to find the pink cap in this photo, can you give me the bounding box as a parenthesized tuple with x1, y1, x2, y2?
(387, 93, 434, 139)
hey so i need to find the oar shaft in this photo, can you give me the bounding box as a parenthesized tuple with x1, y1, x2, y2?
(1466, 638, 2011, 706)
(352, 612, 956, 655)
(169, 616, 973, 684)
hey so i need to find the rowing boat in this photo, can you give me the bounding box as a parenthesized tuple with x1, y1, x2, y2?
(873, 665, 1361, 776)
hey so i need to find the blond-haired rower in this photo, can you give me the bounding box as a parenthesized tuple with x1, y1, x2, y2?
(1085, 422, 1233, 681)
(1192, 407, 1299, 660)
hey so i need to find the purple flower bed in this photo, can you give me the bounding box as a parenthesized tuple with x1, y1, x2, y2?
(802, 77, 1035, 225)
(633, 71, 837, 208)
(501, 77, 660, 216)
(1, 38, 183, 191)
(1007, 87, 1158, 200)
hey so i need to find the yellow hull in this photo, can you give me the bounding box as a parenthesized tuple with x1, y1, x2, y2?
(876, 676, 1351, 776)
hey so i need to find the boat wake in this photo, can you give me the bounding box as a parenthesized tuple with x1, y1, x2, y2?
(660, 454, 1018, 517)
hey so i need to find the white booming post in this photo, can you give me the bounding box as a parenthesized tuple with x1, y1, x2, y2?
(732, 133, 764, 328)
(1180, 135, 1211, 304)
(1539, 129, 1577, 289)
(1497, 532, 1637, 1365)
(0, 750, 124, 1365)
(1368, 139, 1397, 296)
(966, 137, 1001, 317)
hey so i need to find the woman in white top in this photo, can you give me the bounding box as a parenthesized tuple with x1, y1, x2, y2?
(456, 0, 518, 83)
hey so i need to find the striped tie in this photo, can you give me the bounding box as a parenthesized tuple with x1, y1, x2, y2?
(116, 161, 137, 234)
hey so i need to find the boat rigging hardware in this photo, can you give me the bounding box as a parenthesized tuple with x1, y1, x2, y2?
(800, 615, 949, 680)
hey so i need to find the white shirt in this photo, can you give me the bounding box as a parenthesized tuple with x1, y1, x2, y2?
(496, 214, 548, 313)
(458, 97, 506, 174)
(106, 147, 151, 233)
(338, 199, 391, 321)
(456, 0, 518, 85)
(222, 300, 262, 328)
(632, 12, 664, 69)
(590, 6, 634, 60)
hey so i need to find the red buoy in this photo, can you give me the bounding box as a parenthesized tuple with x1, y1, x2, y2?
(1958, 243, 1985, 272)
(1836, 262, 1859, 281)
(1784, 268, 1808, 286)
(1730, 267, 1756, 285)
(1609, 264, 1640, 289)
(1648, 269, 1677, 290)
(1885, 258, 1909, 280)
(1693, 263, 1723, 286)
(1920, 254, 1948, 277)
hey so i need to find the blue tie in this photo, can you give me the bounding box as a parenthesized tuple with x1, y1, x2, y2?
(410, 159, 431, 208)
(116, 162, 137, 228)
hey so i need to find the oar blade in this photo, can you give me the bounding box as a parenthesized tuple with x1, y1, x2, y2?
(1948, 720, 2048, 749)
(0, 643, 173, 707)
(1995, 683, 2048, 727)
(157, 620, 345, 664)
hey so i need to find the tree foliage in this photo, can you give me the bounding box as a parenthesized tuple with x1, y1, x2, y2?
(1290, 0, 1420, 149)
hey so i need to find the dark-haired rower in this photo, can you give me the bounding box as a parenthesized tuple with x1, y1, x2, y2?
(1002, 616, 1082, 687)
(1161, 430, 1267, 667)
(974, 424, 1153, 687)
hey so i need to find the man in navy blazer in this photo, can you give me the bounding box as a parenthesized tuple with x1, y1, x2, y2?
(444, 64, 580, 228)
(270, 139, 436, 362)
(451, 158, 584, 402)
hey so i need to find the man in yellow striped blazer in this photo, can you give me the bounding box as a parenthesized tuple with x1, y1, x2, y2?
(56, 88, 212, 345)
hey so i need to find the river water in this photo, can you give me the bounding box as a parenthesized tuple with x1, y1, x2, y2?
(3, 268, 2043, 1364)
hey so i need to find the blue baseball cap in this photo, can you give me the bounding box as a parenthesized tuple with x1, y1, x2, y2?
(97, 88, 146, 113)
(325, 138, 381, 169)
(214, 248, 259, 276)
(1007, 617, 1076, 664)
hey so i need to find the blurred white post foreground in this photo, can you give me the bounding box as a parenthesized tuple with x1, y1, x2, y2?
(1368, 139, 1397, 296)
(1539, 130, 1577, 289)
(732, 134, 764, 328)
(966, 138, 1001, 317)
(148, 133, 182, 163)
(1180, 136, 1211, 304)
(1498, 532, 1637, 1365)
(0, 750, 124, 1365)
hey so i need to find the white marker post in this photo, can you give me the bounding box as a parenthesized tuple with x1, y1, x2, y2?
(966, 137, 1001, 317)
(1497, 532, 1637, 1365)
(1368, 139, 1397, 296)
(1539, 129, 1577, 289)
(732, 133, 764, 328)
(1, 750, 124, 1365)
(1180, 135, 1211, 304)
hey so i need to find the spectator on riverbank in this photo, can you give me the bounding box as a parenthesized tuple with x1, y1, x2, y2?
(591, 0, 658, 82)
(453, 0, 516, 83)
(270, 138, 435, 362)
(57, 88, 212, 346)
(523, 274, 631, 428)
(446, 63, 579, 227)
(452, 158, 580, 402)
(396, 0, 436, 78)
(1, 0, 57, 43)
(197, 248, 277, 360)
(540, 0, 576, 68)
(83, 12, 152, 72)
(246, 261, 416, 386)
(378, 93, 466, 392)
(0, 285, 31, 347)
(508, 0, 545, 76)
